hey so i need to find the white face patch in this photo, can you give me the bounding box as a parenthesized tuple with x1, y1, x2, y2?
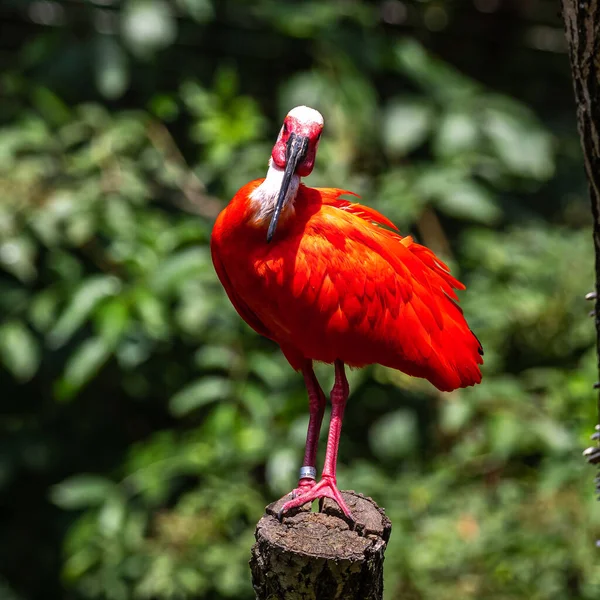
(248, 159, 300, 227)
(287, 106, 324, 126)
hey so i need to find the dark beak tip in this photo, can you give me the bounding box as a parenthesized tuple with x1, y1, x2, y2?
(266, 219, 276, 243)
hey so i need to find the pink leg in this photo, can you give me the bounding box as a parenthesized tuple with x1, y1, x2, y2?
(292, 363, 327, 496)
(280, 360, 353, 520)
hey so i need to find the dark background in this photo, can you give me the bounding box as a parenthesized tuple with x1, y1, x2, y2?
(0, 1, 599, 598)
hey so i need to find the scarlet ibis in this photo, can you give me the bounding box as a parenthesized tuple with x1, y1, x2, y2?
(211, 106, 483, 519)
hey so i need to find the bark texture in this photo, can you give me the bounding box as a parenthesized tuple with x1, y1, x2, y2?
(250, 491, 392, 600)
(561, 1, 600, 492)
(562, 0, 600, 386)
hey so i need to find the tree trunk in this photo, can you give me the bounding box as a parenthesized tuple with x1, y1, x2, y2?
(249, 491, 392, 600)
(561, 0, 600, 494)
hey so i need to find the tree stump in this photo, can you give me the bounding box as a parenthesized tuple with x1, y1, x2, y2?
(250, 491, 392, 600)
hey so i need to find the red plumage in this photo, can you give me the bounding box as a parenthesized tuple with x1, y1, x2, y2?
(211, 180, 483, 392)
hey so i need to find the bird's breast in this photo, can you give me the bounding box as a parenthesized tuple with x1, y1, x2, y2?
(215, 219, 368, 366)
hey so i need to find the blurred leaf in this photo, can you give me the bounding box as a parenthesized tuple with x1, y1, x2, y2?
(278, 71, 330, 118)
(48, 275, 122, 348)
(94, 37, 129, 100)
(489, 413, 524, 457)
(434, 110, 479, 157)
(381, 98, 433, 156)
(132, 288, 169, 339)
(50, 475, 117, 509)
(258, 1, 372, 37)
(169, 377, 232, 416)
(440, 397, 473, 434)
(370, 409, 418, 460)
(98, 494, 126, 536)
(31, 87, 71, 126)
(483, 101, 554, 180)
(151, 249, 210, 295)
(265, 448, 296, 494)
(177, 0, 214, 22)
(436, 179, 501, 224)
(122, 0, 178, 58)
(394, 39, 478, 102)
(29, 289, 60, 333)
(115, 332, 153, 369)
(0, 320, 40, 381)
(62, 547, 102, 583)
(532, 418, 574, 453)
(247, 352, 289, 389)
(414, 167, 502, 224)
(56, 337, 112, 401)
(96, 298, 130, 347)
(377, 168, 427, 226)
(0, 237, 37, 282)
(194, 345, 237, 370)
(149, 94, 180, 121)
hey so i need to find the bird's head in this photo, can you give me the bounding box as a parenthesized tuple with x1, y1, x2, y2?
(266, 106, 323, 242)
(271, 106, 324, 177)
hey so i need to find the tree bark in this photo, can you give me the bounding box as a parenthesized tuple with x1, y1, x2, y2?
(250, 491, 392, 600)
(561, 1, 600, 485)
(562, 1, 600, 379)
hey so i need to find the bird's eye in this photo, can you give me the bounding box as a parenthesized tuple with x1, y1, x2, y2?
(283, 123, 288, 134)
(316, 132, 322, 140)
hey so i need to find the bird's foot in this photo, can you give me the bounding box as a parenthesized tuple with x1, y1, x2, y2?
(290, 477, 317, 499)
(278, 475, 353, 521)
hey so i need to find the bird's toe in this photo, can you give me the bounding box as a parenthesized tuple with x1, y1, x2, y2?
(278, 476, 355, 522)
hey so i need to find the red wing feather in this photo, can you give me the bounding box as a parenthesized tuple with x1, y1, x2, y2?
(316, 188, 399, 231)
(292, 191, 483, 390)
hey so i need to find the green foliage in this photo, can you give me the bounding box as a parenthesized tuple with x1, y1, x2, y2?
(0, 1, 597, 600)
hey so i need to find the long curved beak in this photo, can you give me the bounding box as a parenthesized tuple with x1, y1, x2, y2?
(267, 133, 309, 243)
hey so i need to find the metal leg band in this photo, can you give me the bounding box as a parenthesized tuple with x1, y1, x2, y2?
(299, 466, 317, 480)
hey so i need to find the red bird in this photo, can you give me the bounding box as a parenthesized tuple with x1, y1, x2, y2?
(211, 106, 483, 519)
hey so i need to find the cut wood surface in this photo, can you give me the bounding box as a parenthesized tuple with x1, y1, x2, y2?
(250, 491, 392, 600)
